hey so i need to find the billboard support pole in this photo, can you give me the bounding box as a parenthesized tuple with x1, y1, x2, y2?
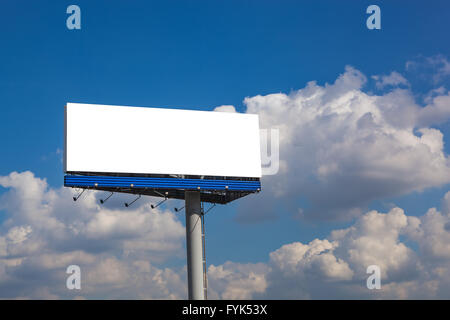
(185, 191, 205, 300)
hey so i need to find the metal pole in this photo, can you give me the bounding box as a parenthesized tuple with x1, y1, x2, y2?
(185, 191, 205, 300)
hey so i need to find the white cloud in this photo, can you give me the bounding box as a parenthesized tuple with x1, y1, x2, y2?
(213, 105, 237, 113)
(0, 171, 186, 299)
(234, 65, 450, 222)
(372, 71, 409, 89)
(269, 239, 353, 281)
(405, 206, 450, 261)
(330, 208, 419, 281)
(426, 55, 450, 81)
(207, 261, 268, 299)
(416, 90, 450, 126)
(6, 225, 32, 244)
(208, 202, 450, 299)
(0, 175, 450, 299)
(406, 55, 450, 83)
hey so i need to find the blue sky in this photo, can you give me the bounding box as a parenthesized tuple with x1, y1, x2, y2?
(1, 1, 450, 299)
(1, 0, 449, 181)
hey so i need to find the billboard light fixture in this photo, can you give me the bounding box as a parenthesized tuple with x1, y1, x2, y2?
(174, 205, 185, 213)
(72, 189, 85, 201)
(99, 192, 114, 204)
(124, 194, 141, 207)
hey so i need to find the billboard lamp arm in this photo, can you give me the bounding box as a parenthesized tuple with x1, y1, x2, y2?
(124, 194, 141, 207)
(73, 189, 85, 202)
(99, 192, 114, 204)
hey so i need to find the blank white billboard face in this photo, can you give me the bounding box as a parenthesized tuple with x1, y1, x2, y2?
(65, 103, 262, 178)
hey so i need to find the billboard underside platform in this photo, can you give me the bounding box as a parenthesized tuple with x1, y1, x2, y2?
(64, 174, 261, 204)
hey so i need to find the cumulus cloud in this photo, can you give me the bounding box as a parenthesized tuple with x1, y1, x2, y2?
(406, 55, 450, 83)
(372, 71, 409, 89)
(233, 65, 450, 222)
(1, 171, 450, 299)
(213, 105, 237, 113)
(208, 202, 450, 299)
(0, 171, 186, 299)
(207, 261, 268, 299)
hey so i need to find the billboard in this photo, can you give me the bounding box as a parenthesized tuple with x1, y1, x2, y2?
(64, 103, 262, 178)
